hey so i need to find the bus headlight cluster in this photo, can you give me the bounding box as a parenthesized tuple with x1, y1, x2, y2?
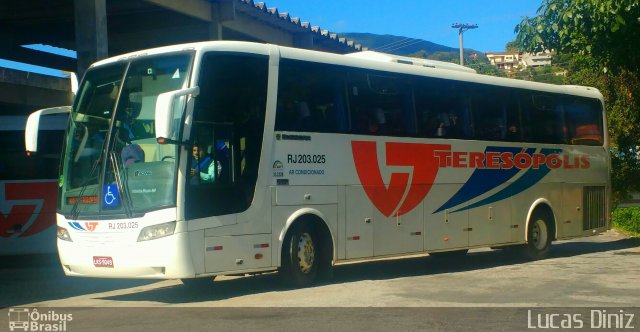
(57, 226, 72, 242)
(137, 221, 176, 242)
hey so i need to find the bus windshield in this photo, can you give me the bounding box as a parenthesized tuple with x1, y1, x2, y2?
(59, 53, 192, 217)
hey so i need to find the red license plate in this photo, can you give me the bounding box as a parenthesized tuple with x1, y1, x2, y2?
(93, 256, 114, 268)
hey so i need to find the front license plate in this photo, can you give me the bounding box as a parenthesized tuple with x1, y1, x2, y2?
(93, 256, 114, 268)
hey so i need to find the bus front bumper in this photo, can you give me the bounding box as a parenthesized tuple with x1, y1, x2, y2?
(57, 231, 195, 279)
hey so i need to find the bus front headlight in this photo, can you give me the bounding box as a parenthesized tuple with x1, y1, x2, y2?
(57, 226, 73, 242)
(137, 221, 176, 242)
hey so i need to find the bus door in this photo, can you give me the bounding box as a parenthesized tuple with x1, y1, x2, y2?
(186, 121, 239, 219)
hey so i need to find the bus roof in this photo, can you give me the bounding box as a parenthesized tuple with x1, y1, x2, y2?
(344, 51, 477, 74)
(91, 41, 604, 101)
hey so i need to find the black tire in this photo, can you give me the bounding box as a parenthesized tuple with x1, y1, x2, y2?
(280, 223, 324, 287)
(523, 212, 552, 260)
(430, 249, 469, 261)
(181, 276, 216, 290)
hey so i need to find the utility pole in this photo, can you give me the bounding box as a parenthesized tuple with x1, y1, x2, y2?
(451, 23, 478, 66)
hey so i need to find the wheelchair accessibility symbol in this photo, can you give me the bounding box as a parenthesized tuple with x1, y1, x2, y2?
(102, 183, 120, 208)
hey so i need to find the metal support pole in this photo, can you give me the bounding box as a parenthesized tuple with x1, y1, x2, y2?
(451, 23, 478, 66)
(459, 29, 464, 66)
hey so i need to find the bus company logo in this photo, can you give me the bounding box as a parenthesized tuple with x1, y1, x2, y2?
(351, 141, 447, 217)
(432, 149, 590, 170)
(134, 170, 152, 177)
(1, 181, 57, 239)
(84, 222, 98, 231)
(67, 221, 97, 232)
(272, 161, 284, 178)
(7, 308, 73, 331)
(351, 141, 592, 217)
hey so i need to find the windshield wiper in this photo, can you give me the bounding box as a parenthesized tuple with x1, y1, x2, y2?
(70, 155, 102, 220)
(110, 150, 134, 218)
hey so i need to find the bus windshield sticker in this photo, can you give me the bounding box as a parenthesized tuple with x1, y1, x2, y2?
(102, 183, 120, 209)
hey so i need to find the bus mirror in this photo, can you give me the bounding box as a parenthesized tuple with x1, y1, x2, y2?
(155, 86, 200, 143)
(25, 106, 71, 153)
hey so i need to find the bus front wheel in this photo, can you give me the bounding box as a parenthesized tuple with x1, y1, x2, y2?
(523, 212, 552, 260)
(280, 224, 322, 287)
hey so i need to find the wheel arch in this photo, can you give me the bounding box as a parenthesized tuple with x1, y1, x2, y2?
(525, 198, 558, 242)
(277, 208, 336, 267)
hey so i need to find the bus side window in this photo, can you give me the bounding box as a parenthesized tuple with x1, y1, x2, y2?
(470, 86, 507, 141)
(564, 97, 603, 146)
(275, 60, 347, 133)
(522, 93, 565, 144)
(414, 77, 472, 139)
(504, 93, 523, 142)
(347, 71, 414, 136)
(187, 53, 268, 219)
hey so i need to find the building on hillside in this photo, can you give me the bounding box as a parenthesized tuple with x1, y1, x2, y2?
(485, 52, 520, 71)
(519, 52, 552, 68)
(485, 50, 553, 72)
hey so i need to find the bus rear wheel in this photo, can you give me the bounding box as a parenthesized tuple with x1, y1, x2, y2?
(523, 212, 552, 260)
(280, 224, 323, 288)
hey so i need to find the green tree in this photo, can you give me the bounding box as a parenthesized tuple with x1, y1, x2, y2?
(505, 40, 523, 53)
(511, 64, 564, 84)
(515, 0, 640, 205)
(408, 50, 431, 59)
(515, 0, 640, 72)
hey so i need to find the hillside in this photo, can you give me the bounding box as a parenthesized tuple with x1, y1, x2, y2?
(341, 32, 486, 63)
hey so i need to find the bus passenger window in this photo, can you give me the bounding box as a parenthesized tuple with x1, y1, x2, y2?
(347, 71, 413, 136)
(187, 53, 268, 219)
(276, 60, 347, 133)
(470, 87, 506, 141)
(521, 93, 564, 144)
(414, 77, 469, 139)
(564, 97, 603, 146)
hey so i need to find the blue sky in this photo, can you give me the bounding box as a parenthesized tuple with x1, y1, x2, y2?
(264, 0, 541, 52)
(0, 45, 76, 78)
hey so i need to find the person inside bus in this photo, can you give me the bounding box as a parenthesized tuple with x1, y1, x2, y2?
(121, 143, 145, 167)
(276, 99, 292, 130)
(190, 144, 216, 184)
(367, 107, 387, 134)
(293, 101, 314, 131)
(447, 112, 464, 138)
(506, 123, 521, 141)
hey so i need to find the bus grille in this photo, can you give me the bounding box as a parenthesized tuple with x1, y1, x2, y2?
(75, 232, 122, 244)
(583, 186, 606, 230)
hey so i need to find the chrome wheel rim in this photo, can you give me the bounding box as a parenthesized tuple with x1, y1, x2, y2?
(532, 219, 548, 250)
(297, 233, 315, 274)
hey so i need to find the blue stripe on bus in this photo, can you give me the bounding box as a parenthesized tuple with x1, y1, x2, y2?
(433, 146, 528, 213)
(452, 148, 562, 212)
(68, 222, 85, 231)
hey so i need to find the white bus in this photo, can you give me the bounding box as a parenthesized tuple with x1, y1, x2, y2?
(1, 113, 67, 255)
(25, 41, 610, 287)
